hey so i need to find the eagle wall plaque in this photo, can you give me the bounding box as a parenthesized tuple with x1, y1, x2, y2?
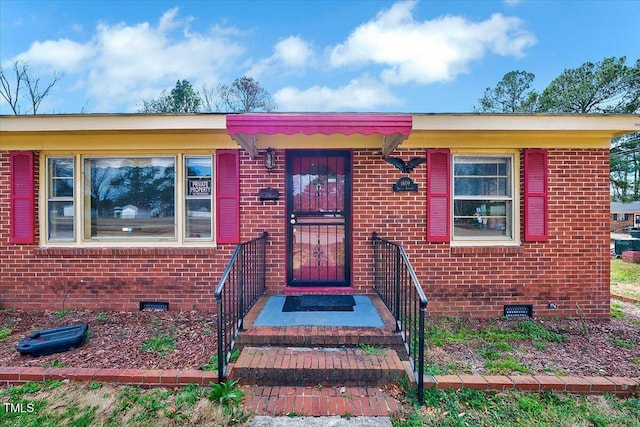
(385, 156, 425, 192)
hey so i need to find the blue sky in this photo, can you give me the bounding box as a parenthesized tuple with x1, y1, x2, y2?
(1, 0, 638, 114)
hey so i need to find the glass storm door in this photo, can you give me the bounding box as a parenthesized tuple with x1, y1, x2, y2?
(286, 150, 351, 287)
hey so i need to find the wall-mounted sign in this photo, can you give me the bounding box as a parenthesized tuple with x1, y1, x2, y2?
(188, 179, 211, 196)
(392, 176, 418, 192)
(259, 187, 280, 203)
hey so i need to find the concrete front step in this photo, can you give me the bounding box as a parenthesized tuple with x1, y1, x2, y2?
(235, 326, 408, 360)
(230, 346, 407, 386)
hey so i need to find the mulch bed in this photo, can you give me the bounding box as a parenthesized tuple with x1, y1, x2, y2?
(0, 310, 218, 370)
(1, 302, 638, 378)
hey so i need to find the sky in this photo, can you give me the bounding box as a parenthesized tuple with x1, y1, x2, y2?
(0, 0, 638, 114)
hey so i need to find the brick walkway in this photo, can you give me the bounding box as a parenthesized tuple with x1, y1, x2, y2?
(242, 385, 401, 417)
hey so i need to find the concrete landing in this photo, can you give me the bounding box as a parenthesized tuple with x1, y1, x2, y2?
(252, 295, 384, 327)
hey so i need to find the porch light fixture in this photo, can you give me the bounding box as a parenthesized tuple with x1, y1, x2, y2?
(263, 147, 276, 173)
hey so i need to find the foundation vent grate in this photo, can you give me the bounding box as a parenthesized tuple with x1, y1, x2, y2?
(503, 304, 533, 319)
(139, 301, 169, 311)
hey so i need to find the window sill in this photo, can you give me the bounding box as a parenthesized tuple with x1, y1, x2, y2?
(450, 245, 523, 255)
(36, 246, 220, 257)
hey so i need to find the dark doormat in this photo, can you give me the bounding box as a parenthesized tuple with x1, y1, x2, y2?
(282, 295, 356, 312)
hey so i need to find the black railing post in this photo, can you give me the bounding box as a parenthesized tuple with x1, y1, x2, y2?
(216, 294, 224, 382)
(371, 232, 378, 292)
(214, 232, 269, 384)
(261, 231, 269, 293)
(418, 300, 426, 403)
(238, 245, 245, 332)
(371, 233, 428, 405)
(394, 247, 401, 332)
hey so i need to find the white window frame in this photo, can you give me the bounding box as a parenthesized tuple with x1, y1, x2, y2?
(184, 155, 214, 241)
(451, 152, 520, 245)
(46, 157, 76, 242)
(42, 153, 216, 247)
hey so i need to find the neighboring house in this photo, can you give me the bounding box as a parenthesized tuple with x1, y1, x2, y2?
(611, 201, 640, 233)
(121, 205, 138, 219)
(1, 113, 637, 319)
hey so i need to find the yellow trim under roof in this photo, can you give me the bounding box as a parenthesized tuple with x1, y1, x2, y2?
(1, 113, 638, 151)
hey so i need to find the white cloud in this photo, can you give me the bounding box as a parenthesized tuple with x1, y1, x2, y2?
(274, 75, 401, 111)
(274, 36, 314, 68)
(7, 8, 245, 112)
(87, 9, 244, 111)
(329, 0, 536, 85)
(16, 39, 94, 72)
(248, 36, 314, 78)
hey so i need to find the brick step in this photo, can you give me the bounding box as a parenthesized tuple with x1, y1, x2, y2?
(230, 346, 408, 386)
(235, 326, 408, 360)
(242, 385, 403, 417)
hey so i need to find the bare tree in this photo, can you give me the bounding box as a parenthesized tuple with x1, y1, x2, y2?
(0, 60, 61, 114)
(199, 83, 226, 113)
(218, 76, 276, 113)
(0, 60, 27, 114)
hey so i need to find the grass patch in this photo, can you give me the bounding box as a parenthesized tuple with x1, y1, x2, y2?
(42, 359, 65, 368)
(394, 386, 640, 427)
(200, 348, 241, 371)
(358, 342, 384, 355)
(54, 309, 72, 317)
(611, 258, 640, 283)
(426, 318, 569, 376)
(0, 327, 13, 342)
(426, 318, 567, 347)
(423, 363, 463, 376)
(611, 301, 626, 319)
(611, 337, 636, 349)
(611, 259, 640, 301)
(486, 355, 530, 375)
(139, 331, 176, 357)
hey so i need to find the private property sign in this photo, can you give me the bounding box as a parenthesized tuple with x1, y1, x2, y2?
(188, 179, 211, 196)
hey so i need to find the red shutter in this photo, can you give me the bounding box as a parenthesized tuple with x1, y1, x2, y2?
(427, 149, 450, 242)
(10, 151, 35, 244)
(524, 149, 548, 241)
(216, 150, 240, 244)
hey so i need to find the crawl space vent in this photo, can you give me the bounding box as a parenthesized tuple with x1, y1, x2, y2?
(503, 304, 533, 319)
(139, 301, 169, 311)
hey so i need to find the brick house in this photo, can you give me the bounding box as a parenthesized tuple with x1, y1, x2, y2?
(611, 201, 640, 233)
(1, 113, 637, 318)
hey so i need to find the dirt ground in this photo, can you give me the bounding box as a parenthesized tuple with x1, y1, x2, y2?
(0, 302, 638, 377)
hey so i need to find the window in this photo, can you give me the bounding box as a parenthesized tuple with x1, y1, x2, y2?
(185, 156, 213, 239)
(47, 157, 75, 241)
(44, 153, 226, 245)
(453, 155, 513, 240)
(84, 157, 176, 240)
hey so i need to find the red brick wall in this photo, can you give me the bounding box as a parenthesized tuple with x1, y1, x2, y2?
(0, 147, 611, 318)
(0, 150, 281, 312)
(350, 148, 610, 318)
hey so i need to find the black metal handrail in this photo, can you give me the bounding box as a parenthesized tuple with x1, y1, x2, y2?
(371, 232, 428, 403)
(214, 231, 269, 382)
